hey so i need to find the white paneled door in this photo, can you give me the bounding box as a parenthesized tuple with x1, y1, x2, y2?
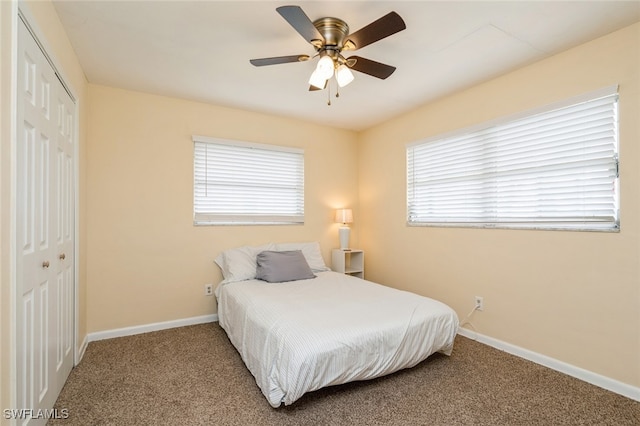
(16, 18, 75, 424)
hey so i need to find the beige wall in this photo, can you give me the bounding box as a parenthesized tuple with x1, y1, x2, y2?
(0, 0, 88, 421)
(358, 23, 640, 388)
(85, 85, 358, 332)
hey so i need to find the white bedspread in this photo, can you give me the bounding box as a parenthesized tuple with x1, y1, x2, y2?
(216, 271, 459, 407)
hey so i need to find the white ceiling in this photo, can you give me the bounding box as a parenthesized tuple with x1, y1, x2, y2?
(52, 1, 640, 131)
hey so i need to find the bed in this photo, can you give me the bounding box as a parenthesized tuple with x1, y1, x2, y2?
(215, 242, 459, 407)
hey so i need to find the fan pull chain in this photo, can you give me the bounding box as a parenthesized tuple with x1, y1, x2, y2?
(336, 84, 340, 98)
(327, 81, 331, 106)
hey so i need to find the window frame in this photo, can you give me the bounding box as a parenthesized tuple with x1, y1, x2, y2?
(193, 135, 305, 226)
(406, 86, 620, 232)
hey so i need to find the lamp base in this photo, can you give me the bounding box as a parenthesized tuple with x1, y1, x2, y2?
(339, 226, 350, 250)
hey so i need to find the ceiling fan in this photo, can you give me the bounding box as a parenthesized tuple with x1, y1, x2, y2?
(250, 5, 406, 99)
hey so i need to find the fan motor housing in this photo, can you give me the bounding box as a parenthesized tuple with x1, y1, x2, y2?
(312, 17, 349, 49)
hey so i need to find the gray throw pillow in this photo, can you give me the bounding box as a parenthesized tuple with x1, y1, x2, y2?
(256, 250, 316, 283)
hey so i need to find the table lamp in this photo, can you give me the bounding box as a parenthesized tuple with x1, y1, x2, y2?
(334, 208, 353, 250)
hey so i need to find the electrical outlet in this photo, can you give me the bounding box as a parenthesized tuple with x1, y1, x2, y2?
(204, 284, 214, 296)
(475, 296, 484, 311)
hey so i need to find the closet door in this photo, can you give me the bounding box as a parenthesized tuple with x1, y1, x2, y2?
(16, 18, 75, 422)
(54, 68, 75, 395)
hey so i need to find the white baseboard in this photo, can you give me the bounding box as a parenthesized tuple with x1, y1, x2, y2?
(76, 334, 89, 365)
(457, 327, 640, 402)
(88, 314, 219, 342)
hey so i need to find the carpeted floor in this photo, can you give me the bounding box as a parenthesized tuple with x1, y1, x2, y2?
(50, 323, 639, 425)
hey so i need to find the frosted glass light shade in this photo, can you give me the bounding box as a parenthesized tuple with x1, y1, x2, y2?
(336, 64, 354, 87)
(309, 69, 326, 89)
(316, 55, 335, 79)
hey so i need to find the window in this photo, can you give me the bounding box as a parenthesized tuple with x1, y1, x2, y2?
(406, 86, 619, 231)
(193, 136, 304, 225)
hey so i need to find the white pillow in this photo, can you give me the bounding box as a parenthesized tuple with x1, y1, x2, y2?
(215, 243, 275, 283)
(274, 242, 330, 272)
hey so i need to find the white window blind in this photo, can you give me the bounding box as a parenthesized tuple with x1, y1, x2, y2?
(193, 136, 304, 225)
(407, 87, 619, 231)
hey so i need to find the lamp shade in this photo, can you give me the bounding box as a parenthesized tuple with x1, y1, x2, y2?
(334, 208, 353, 224)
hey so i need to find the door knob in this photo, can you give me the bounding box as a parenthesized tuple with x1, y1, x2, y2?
(42, 261, 50, 268)
(59, 253, 66, 260)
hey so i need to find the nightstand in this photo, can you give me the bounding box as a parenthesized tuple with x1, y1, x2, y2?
(332, 249, 364, 279)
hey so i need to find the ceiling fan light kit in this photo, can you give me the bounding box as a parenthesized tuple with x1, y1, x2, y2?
(250, 5, 406, 104)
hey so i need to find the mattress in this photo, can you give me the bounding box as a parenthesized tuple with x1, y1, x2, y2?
(216, 271, 459, 407)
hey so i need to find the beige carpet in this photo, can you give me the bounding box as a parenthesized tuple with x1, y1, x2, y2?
(50, 323, 639, 425)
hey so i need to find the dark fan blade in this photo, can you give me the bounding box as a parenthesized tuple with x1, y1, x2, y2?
(308, 80, 328, 91)
(344, 12, 406, 51)
(250, 55, 309, 67)
(276, 5, 324, 45)
(347, 56, 396, 79)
